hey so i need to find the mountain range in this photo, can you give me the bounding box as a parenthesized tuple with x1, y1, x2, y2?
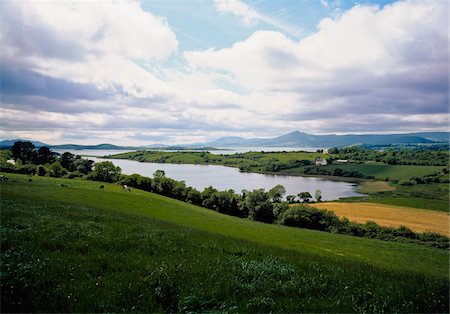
(1, 131, 448, 149)
(194, 131, 449, 148)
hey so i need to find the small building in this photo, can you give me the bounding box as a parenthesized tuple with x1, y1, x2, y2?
(315, 157, 328, 166)
(322, 148, 329, 154)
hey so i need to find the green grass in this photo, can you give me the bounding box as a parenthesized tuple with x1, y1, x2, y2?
(364, 184, 449, 212)
(109, 150, 326, 167)
(319, 163, 443, 181)
(1, 173, 449, 312)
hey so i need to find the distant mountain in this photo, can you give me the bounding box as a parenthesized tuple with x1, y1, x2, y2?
(195, 131, 448, 148)
(2, 131, 448, 151)
(0, 140, 138, 150)
(50, 143, 139, 150)
(0, 139, 49, 148)
(408, 132, 449, 142)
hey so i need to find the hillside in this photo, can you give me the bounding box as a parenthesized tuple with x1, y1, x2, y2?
(1, 173, 448, 312)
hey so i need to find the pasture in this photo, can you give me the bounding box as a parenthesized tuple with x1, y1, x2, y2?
(319, 163, 443, 181)
(1, 173, 449, 312)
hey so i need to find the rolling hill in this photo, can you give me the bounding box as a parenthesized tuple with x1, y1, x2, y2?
(1, 173, 448, 312)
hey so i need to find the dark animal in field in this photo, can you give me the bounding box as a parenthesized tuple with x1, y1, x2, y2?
(28, 177, 33, 182)
(122, 184, 131, 192)
(61, 184, 68, 187)
(99, 185, 105, 190)
(0, 175, 8, 182)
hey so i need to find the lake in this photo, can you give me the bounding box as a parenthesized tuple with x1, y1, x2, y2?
(88, 156, 364, 201)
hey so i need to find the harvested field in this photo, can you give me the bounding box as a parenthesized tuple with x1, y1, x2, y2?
(314, 202, 449, 237)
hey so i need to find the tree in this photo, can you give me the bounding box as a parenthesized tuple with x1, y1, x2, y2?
(298, 191, 312, 203)
(88, 161, 122, 183)
(314, 189, 322, 202)
(60, 152, 75, 171)
(35, 146, 54, 165)
(48, 162, 67, 178)
(268, 184, 286, 203)
(73, 158, 94, 174)
(11, 141, 36, 164)
(286, 195, 297, 204)
(241, 189, 274, 223)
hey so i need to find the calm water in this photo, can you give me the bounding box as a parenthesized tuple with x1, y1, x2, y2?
(88, 156, 363, 201)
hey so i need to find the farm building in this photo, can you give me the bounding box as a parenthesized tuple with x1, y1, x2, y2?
(315, 157, 328, 166)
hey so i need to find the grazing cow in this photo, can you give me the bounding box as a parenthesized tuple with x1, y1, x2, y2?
(122, 184, 131, 192)
(0, 175, 7, 182)
(98, 185, 105, 190)
(28, 177, 33, 182)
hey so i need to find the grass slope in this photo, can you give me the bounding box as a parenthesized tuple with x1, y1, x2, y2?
(1, 174, 449, 312)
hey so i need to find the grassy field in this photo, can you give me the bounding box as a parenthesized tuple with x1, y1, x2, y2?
(108, 150, 327, 172)
(337, 181, 449, 212)
(318, 163, 444, 181)
(279, 163, 444, 181)
(314, 202, 449, 236)
(355, 181, 396, 194)
(1, 173, 449, 312)
(110, 150, 326, 164)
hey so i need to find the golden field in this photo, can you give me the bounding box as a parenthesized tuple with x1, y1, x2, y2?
(313, 202, 449, 237)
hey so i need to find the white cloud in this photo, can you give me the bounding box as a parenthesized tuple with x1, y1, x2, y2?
(214, 0, 261, 26)
(0, 1, 178, 61)
(0, 0, 178, 99)
(186, 0, 448, 122)
(0, 0, 448, 145)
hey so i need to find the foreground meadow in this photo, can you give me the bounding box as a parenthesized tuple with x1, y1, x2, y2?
(1, 173, 449, 312)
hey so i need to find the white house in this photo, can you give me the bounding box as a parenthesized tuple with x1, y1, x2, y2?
(315, 157, 328, 166)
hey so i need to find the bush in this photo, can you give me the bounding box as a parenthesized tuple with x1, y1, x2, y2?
(15, 164, 37, 175)
(280, 205, 340, 231)
(0, 161, 16, 173)
(36, 165, 47, 176)
(87, 161, 122, 183)
(65, 171, 84, 179)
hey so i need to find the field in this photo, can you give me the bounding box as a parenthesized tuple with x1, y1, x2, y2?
(110, 150, 326, 164)
(313, 202, 450, 236)
(318, 163, 444, 181)
(279, 163, 444, 181)
(353, 183, 449, 212)
(1, 173, 449, 312)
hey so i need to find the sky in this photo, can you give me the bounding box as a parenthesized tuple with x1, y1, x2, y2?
(0, 0, 448, 145)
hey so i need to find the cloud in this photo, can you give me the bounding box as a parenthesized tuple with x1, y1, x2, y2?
(0, 1, 178, 61)
(187, 0, 449, 129)
(0, 0, 448, 145)
(213, 0, 302, 37)
(214, 0, 261, 26)
(0, 0, 178, 99)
